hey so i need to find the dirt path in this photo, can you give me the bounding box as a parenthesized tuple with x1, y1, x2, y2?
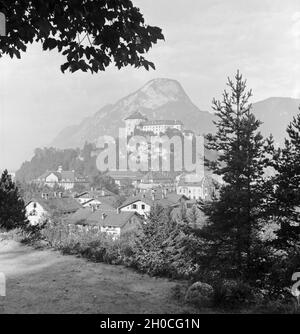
(0, 239, 192, 314)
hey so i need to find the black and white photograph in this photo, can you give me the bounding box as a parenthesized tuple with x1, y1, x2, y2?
(1, 0, 300, 318)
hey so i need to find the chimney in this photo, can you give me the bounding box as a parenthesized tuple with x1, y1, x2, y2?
(57, 166, 63, 174)
(102, 213, 107, 220)
(58, 192, 63, 198)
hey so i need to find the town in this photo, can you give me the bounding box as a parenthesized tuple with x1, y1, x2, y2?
(23, 112, 221, 240)
(1, 0, 299, 317)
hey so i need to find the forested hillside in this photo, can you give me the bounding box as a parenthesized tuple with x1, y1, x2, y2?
(16, 143, 97, 182)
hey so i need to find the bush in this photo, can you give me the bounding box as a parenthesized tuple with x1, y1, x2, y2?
(213, 279, 256, 310)
(185, 282, 214, 308)
(250, 294, 299, 314)
(0, 228, 26, 242)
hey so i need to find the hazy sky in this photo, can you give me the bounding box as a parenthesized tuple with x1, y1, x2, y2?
(1, 0, 300, 171)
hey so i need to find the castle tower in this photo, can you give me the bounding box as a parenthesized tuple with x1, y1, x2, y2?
(124, 111, 148, 137)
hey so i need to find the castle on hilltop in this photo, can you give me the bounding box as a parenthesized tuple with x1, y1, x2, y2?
(124, 111, 184, 136)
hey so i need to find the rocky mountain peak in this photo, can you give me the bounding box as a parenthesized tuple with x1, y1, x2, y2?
(115, 78, 190, 113)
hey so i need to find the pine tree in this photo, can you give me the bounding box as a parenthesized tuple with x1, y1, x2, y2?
(0, 170, 28, 230)
(268, 110, 300, 248)
(205, 71, 268, 279)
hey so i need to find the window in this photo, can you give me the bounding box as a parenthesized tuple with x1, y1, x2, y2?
(132, 204, 137, 210)
(141, 205, 146, 210)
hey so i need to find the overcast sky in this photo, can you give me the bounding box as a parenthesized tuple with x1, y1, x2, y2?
(1, 0, 300, 171)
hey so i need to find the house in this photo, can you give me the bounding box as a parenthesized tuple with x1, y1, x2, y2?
(74, 189, 119, 209)
(139, 171, 177, 191)
(177, 174, 219, 201)
(139, 120, 184, 135)
(107, 170, 144, 188)
(35, 166, 88, 190)
(25, 200, 49, 226)
(75, 189, 116, 203)
(82, 200, 116, 211)
(125, 111, 148, 137)
(67, 208, 143, 239)
(25, 193, 82, 226)
(66, 203, 117, 225)
(118, 189, 189, 217)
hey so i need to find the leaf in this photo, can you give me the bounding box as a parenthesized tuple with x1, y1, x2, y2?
(15, 50, 21, 58)
(1, 1, 164, 73)
(60, 62, 69, 73)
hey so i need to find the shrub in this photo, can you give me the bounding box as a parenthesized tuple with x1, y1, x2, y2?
(213, 279, 255, 310)
(250, 294, 300, 314)
(185, 282, 214, 308)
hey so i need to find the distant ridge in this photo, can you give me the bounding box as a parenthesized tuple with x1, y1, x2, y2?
(50, 78, 215, 149)
(50, 79, 300, 149)
(252, 97, 300, 145)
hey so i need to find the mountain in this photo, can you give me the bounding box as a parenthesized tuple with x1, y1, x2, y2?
(51, 78, 215, 149)
(51, 79, 300, 149)
(252, 97, 300, 145)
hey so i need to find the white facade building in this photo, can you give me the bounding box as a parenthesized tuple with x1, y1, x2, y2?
(124, 111, 185, 137)
(119, 200, 152, 217)
(140, 120, 183, 135)
(25, 201, 49, 226)
(177, 174, 219, 201)
(35, 166, 88, 190)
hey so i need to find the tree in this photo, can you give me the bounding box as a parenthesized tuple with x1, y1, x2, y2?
(187, 205, 206, 229)
(0, 0, 164, 73)
(267, 110, 300, 248)
(0, 170, 28, 230)
(205, 71, 268, 279)
(91, 173, 119, 194)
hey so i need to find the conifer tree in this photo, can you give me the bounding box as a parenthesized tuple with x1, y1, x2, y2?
(268, 110, 300, 248)
(205, 71, 268, 278)
(0, 170, 28, 230)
